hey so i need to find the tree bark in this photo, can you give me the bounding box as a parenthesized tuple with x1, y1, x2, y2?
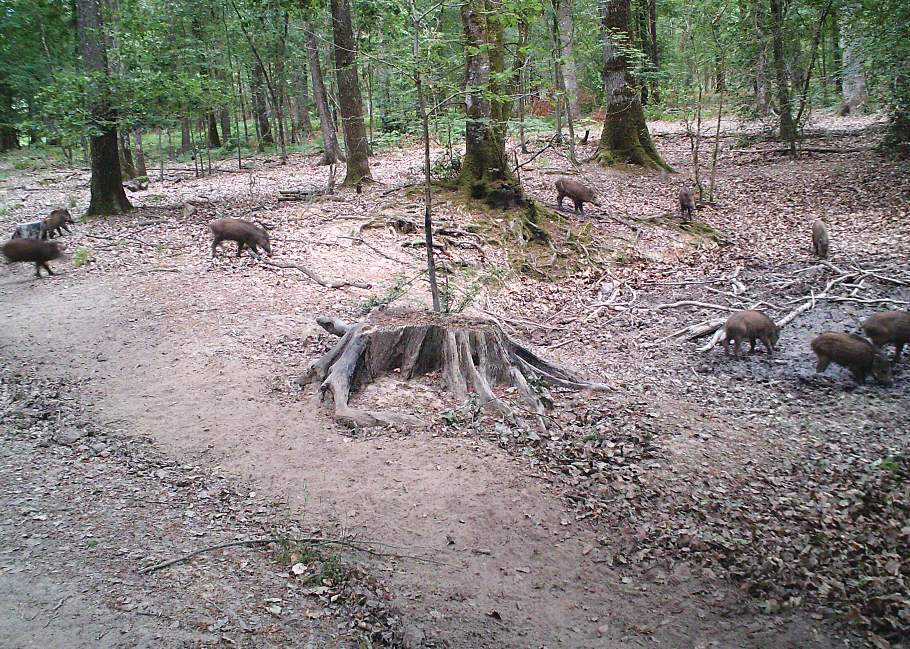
(838, 4, 867, 115)
(331, 0, 372, 185)
(594, 0, 670, 170)
(207, 112, 221, 148)
(647, 0, 659, 103)
(75, 0, 132, 216)
(132, 130, 147, 177)
(458, 0, 521, 205)
(119, 130, 137, 179)
(304, 23, 344, 166)
(770, 0, 797, 153)
(294, 70, 314, 141)
(251, 61, 273, 146)
(180, 117, 192, 153)
(0, 83, 19, 151)
(555, 0, 580, 119)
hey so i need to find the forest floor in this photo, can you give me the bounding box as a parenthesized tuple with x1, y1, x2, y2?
(0, 113, 908, 649)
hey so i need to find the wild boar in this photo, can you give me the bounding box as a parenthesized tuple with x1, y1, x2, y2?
(555, 178, 600, 215)
(810, 332, 892, 385)
(679, 188, 696, 221)
(41, 208, 75, 239)
(811, 220, 829, 258)
(2, 238, 62, 277)
(723, 310, 781, 359)
(861, 311, 910, 363)
(209, 218, 272, 258)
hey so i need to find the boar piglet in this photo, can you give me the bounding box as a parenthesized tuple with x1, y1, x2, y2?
(861, 311, 910, 363)
(555, 178, 601, 216)
(811, 220, 829, 258)
(810, 332, 892, 385)
(209, 218, 272, 258)
(679, 188, 696, 221)
(2, 238, 62, 277)
(41, 209, 75, 239)
(723, 310, 780, 360)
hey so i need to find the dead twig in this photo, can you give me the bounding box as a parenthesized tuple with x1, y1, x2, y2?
(260, 258, 371, 289)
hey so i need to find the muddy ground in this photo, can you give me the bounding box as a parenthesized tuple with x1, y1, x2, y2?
(1, 115, 908, 648)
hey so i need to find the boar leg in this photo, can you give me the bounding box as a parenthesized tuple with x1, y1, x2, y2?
(760, 336, 774, 356)
(893, 342, 904, 363)
(211, 236, 222, 257)
(574, 199, 584, 215)
(815, 357, 830, 373)
(556, 191, 566, 210)
(850, 368, 867, 384)
(236, 242, 245, 257)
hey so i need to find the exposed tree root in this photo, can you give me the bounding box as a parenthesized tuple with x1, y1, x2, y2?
(298, 310, 609, 431)
(260, 259, 371, 289)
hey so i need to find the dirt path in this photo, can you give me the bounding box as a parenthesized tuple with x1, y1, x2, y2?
(1, 250, 843, 648)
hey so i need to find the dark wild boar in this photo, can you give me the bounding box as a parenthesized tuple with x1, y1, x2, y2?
(861, 311, 910, 363)
(2, 238, 62, 277)
(811, 220, 829, 258)
(810, 332, 892, 385)
(555, 178, 600, 215)
(209, 218, 272, 258)
(41, 208, 75, 239)
(679, 188, 696, 221)
(723, 310, 781, 359)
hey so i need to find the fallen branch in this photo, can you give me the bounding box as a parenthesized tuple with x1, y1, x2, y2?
(654, 300, 738, 312)
(260, 259, 371, 289)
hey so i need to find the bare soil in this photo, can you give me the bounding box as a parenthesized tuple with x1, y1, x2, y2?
(1, 114, 907, 649)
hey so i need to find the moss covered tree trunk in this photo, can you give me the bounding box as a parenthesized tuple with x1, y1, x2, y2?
(331, 0, 372, 186)
(75, 0, 133, 216)
(594, 0, 669, 171)
(458, 0, 520, 206)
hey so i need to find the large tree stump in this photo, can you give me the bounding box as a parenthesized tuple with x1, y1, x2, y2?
(298, 310, 608, 431)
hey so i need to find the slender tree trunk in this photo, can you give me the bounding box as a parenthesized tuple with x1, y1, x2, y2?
(305, 22, 344, 165)
(595, 0, 670, 170)
(181, 118, 192, 153)
(295, 68, 314, 139)
(0, 84, 19, 151)
(251, 61, 273, 146)
(648, 0, 659, 103)
(331, 0, 372, 185)
(770, 0, 797, 154)
(131, 130, 146, 177)
(75, 0, 132, 215)
(839, 4, 867, 115)
(207, 112, 221, 147)
(555, 0, 579, 119)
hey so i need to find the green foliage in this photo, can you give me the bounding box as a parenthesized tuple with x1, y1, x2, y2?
(73, 247, 95, 267)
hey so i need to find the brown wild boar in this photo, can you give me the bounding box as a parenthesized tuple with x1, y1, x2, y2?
(723, 310, 781, 359)
(209, 218, 272, 258)
(810, 332, 892, 385)
(41, 208, 75, 239)
(679, 188, 696, 221)
(861, 311, 910, 363)
(555, 178, 600, 215)
(811, 220, 829, 258)
(2, 238, 62, 277)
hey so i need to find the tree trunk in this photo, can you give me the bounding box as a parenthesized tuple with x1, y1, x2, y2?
(304, 23, 344, 166)
(555, 0, 580, 119)
(207, 112, 221, 148)
(331, 0, 372, 185)
(180, 117, 192, 153)
(648, 0, 659, 103)
(755, 49, 773, 115)
(0, 83, 19, 152)
(219, 109, 231, 143)
(295, 70, 314, 140)
(119, 130, 137, 179)
(459, 0, 522, 206)
(75, 0, 132, 216)
(839, 5, 867, 115)
(132, 130, 147, 177)
(770, 0, 797, 153)
(594, 0, 670, 170)
(251, 61, 273, 146)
